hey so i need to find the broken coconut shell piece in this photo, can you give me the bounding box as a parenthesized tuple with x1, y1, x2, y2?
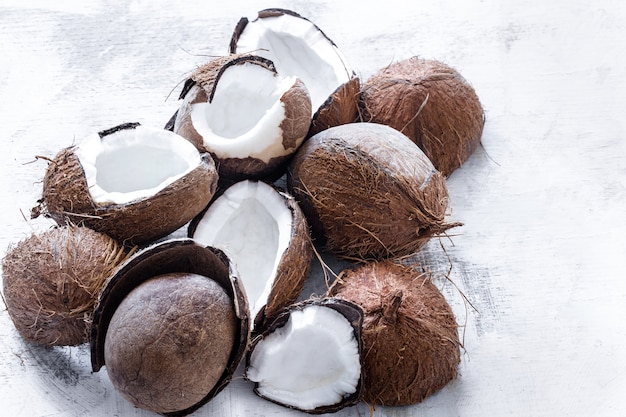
(173, 54, 311, 183)
(1, 224, 131, 346)
(229, 8, 359, 135)
(245, 298, 364, 414)
(288, 122, 461, 260)
(360, 57, 485, 177)
(189, 179, 313, 330)
(328, 260, 461, 406)
(90, 238, 250, 417)
(32, 123, 218, 246)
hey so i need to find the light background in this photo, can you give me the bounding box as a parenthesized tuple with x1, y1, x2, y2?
(1, 1, 625, 416)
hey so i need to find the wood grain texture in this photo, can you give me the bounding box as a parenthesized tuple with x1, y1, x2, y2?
(1, 0, 625, 416)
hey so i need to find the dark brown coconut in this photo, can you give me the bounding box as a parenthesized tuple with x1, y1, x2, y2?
(245, 298, 364, 414)
(229, 8, 358, 137)
(188, 180, 313, 330)
(173, 54, 311, 184)
(360, 57, 485, 176)
(287, 122, 460, 260)
(328, 260, 461, 406)
(31, 123, 218, 246)
(91, 238, 250, 417)
(1, 224, 130, 346)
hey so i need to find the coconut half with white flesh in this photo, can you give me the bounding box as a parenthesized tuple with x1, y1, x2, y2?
(32, 123, 218, 246)
(245, 298, 364, 414)
(189, 180, 312, 329)
(173, 54, 311, 183)
(229, 8, 359, 135)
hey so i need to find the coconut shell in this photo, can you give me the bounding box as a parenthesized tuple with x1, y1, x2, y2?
(360, 57, 485, 176)
(1, 224, 130, 346)
(308, 76, 361, 138)
(328, 260, 461, 406)
(173, 54, 311, 183)
(91, 238, 250, 417)
(246, 297, 364, 414)
(188, 180, 313, 331)
(287, 122, 460, 260)
(32, 124, 218, 246)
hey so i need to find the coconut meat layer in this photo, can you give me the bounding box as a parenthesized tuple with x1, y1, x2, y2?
(246, 305, 361, 411)
(191, 180, 292, 318)
(234, 13, 352, 114)
(190, 63, 298, 162)
(76, 126, 201, 205)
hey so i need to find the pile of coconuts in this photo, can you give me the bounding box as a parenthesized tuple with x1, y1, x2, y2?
(1, 7, 485, 416)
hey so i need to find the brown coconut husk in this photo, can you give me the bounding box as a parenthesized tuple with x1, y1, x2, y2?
(328, 260, 461, 406)
(307, 76, 361, 138)
(31, 137, 218, 247)
(288, 122, 460, 260)
(1, 224, 131, 346)
(360, 57, 485, 177)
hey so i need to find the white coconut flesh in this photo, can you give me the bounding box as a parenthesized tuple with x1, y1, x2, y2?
(75, 126, 201, 205)
(190, 63, 299, 162)
(234, 13, 352, 114)
(191, 180, 292, 318)
(246, 305, 361, 411)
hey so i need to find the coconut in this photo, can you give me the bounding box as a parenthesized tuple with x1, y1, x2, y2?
(172, 54, 311, 183)
(245, 298, 364, 414)
(328, 260, 461, 406)
(229, 8, 359, 134)
(1, 224, 130, 346)
(189, 179, 312, 329)
(31, 123, 218, 246)
(360, 57, 485, 177)
(287, 122, 460, 260)
(91, 238, 249, 416)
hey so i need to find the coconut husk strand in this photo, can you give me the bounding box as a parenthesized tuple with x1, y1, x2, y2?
(31, 122, 218, 246)
(91, 238, 250, 417)
(328, 260, 461, 406)
(287, 122, 460, 260)
(360, 57, 485, 177)
(1, 224, 131, 346)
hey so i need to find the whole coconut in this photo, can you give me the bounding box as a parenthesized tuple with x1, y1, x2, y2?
(287, 122, 460, 260)
(1, 224, 130, 346)
(360, 57, 485, 176)
(328, 260, 461, 406)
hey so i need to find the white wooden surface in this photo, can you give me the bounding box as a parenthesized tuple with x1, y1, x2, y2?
(2, 1, 626, 416)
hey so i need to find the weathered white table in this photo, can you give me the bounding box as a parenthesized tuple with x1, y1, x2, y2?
(1, 0, 625, 416)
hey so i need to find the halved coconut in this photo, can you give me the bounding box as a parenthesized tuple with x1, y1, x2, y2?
(360, 57, 485, 176)
(173, 54, 311, 183)
(91, 238, 250, 416)
(328, 260, 461, 406)
(246, 298, 363, 414)
(189, 180, 312, 329)
(229, 8, 359, 134)
(31, 123, 218, 246)
(288, 122, 461, 260)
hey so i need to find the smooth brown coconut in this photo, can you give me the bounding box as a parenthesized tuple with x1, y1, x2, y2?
(287, 122, 460, 260)
(1, 224, 130, 346)
(360, 57, 485, 176)
(31, 123, 218, 246)
(91, 238, 250, 417)
(328, 260, 461, 406)
(229, 8, 358, 133)
(173, 54, 311, 184)
(188, 180, 313, 330)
